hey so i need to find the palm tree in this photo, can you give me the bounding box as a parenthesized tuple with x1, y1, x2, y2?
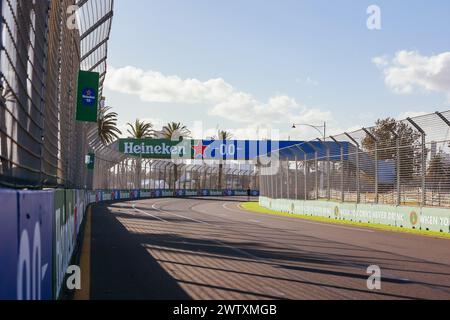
(158, 122, 191, 188)
(126, 119, 155, 139)
(126, 119, 155, 188)
(160, 122, 191, 140)
(98, 106, 122, 145)
(214, 130, 233, 190)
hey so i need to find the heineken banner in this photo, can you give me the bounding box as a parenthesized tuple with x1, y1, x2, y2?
(118, 139, 303, 160)
(119, 139, 192, 159)
(76, 70, 100, 122)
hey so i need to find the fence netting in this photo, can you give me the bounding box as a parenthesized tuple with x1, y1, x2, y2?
(260, 111, 450, 208)
(92, 152, 259, 192)
(0, 0, 113, 189)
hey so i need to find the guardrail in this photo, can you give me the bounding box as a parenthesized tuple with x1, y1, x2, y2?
(260, 196, 450, 234)
(0, 188, 259, 300)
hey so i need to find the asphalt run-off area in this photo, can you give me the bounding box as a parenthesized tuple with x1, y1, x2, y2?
(79, 196, 450, 300)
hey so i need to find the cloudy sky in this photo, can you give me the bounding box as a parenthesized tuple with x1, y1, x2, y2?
(103, 0, 450, 140)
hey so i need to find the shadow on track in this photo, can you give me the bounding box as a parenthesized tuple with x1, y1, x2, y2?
(90, 203, 191, 300)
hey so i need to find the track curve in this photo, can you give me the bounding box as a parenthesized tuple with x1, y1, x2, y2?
(87, 197, 450, 300)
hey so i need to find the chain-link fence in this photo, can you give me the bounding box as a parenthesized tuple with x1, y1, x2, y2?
(92, 154, 259, 192)
(260, 111, 450, 208)
(0, 0, 113, 189)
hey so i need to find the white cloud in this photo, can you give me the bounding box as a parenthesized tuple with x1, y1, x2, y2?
(372, 56, 389, 67)
(105, 66, 332, 128)
(105, 66, 234, 104)
(373, 51, 450, 98)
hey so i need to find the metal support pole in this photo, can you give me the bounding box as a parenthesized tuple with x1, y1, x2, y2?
(374, 142, 378, 203)
(397, 137, 401, 206)
(304, 154, 308, 200)
(286, 159, 290, 199)
(340, 148, 344, 202)
(315, 152, 319, 200)
(270, 172, 274, 198)
(183, 166, 187, 191)
(362, 128, 379, 204)
(152, 163, 156, 190)
(327, 148, 331, 200)
(356, 150, 360, 203)
(280, 161, 284, 198)
(203, 167, 207, 190)
(209, 168, 213, 190)
(345, 133, 360, 204)
(305, 142, 321, 200)
(421, 134, 426, 206)
(407, 118, 427, 206)
(330, 136, 345, 203)
(157, 163, 162, 190)
(275, 167, 278, 198)
(295, 157, 298, 200)
(163, 164, 167, 190)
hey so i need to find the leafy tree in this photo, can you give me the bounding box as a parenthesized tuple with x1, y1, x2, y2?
(362, 118, 422, 181)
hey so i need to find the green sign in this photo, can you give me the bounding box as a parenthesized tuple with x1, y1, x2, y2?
(76, 70, 99, 122)
(86, 153, 95, 170)
(119, 139, 192, 159)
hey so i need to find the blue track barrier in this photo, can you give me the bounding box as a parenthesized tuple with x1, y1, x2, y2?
(0, 188, 259, 300)
(0, 190, 19, 300)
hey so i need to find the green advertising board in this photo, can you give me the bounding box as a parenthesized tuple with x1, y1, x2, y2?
(119, 139, 192, 159)
(86, 153, 95, 170)
(76, 70, 100, 122)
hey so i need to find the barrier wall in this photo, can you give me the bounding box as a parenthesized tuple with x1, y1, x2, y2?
(260, 197, 450, 234)
(0, 188, 259, 300)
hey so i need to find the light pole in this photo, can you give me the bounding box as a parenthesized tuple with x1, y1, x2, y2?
(292, 122, 326, 140)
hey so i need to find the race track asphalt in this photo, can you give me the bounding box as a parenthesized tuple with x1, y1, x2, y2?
(86, 197, 450, 300)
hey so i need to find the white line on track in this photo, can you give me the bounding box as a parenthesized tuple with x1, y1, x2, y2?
(222, 203, 243, 213)
(154, 199, 413, 290)
(151, 201, 210, 225)
(132, 204, 168, 223)
(225, 203, 375, 233)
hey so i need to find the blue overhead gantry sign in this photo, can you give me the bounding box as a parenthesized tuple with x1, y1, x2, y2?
(119, 139, 351, 161)
(197, 140, 351, 160)
(196, 140, 311, 160)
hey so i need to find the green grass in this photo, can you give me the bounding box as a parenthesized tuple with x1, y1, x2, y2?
(240, 202, 450, 239)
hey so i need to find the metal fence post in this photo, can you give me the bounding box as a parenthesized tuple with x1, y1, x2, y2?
(340, 147, 344, 202)
(286, 159, 290, 199)
(327, 147, 331, 200)
(295, 156, 298, 200)
(269, 171, 273, 198)
(275, 167, 278, 198)
(362, 128, 379, 204)
(329, 137, 343, 202)
(315, 151, 319, 200)
(345, 133, 360, 204)
(304, 154, 308, 200)
(396, 135, 401, 206)
(406, 118, 427, 206)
